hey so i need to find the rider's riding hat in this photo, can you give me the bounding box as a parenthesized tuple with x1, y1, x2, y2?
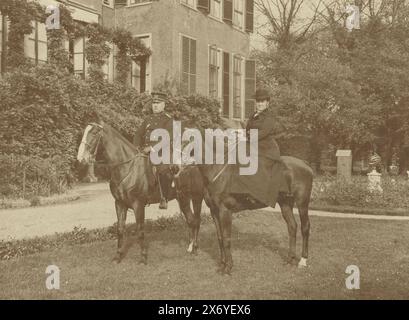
(254, 88, 271, 102)
(151, 91, 167, 103)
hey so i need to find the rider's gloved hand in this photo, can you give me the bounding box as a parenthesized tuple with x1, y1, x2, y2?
(143, 146, 152, 154)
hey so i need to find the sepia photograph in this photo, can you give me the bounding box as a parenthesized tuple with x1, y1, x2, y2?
(0, 0, 408, 305)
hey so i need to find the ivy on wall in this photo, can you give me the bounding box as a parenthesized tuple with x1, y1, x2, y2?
(85, 23, 112, 84)
(112, 28, 151, 86)
(0, 0, 42, 69)
(0, 0, 151, 85)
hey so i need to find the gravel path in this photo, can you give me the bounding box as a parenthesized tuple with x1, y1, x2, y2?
(0, 183, 184, 241)
(1, 182, 408, 241)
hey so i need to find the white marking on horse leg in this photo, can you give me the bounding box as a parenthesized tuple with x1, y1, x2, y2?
(77, 125, 93, 162)
(187, 241, 194, 253)
(298, 257, 308, 268)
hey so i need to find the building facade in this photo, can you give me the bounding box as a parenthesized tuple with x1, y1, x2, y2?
(0, 0, 256, 120)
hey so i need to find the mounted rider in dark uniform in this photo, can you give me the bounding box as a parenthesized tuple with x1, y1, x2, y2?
(133, 91, 173, 210)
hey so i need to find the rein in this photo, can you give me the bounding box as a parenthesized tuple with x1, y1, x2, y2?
(210, 140, 239, 183)
(105, 153, 148, 168)
(173, 138, 240, 184)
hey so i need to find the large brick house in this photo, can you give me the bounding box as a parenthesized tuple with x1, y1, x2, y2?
(0, 0, 256, 120)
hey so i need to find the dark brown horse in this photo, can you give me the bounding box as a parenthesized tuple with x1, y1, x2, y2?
(77, 120, 202, 263)
(189, 155, 313, 275)
(173, 166, 204, 254)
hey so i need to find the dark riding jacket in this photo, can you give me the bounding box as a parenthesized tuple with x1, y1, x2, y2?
(133, 112, 173, 148)
(246, 110, 280, 161)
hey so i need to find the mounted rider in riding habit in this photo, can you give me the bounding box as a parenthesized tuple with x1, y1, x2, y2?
(133, 91, 173, 210)
(228, 88, 289, 207)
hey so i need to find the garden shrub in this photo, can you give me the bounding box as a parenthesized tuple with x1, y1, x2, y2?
(312, 175, 409, 210)
(0, 154, 71, 199)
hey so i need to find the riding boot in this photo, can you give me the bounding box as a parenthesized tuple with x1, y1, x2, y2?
(157, 173, 168, 210)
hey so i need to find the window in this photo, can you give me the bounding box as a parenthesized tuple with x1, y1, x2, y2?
(233, 55, 242, 118)
(222, 51, 230, 117)
(209, 46, 220, 99)
(181, 35, 196, 95)
(71, 36, 88, 79)
(181, 0, 196, 8)
(25, 21, 48, 65)
(102, 43, 114, 82)
(233, 0, 244, 29)
(129, 0, 151, 5)
(131, 35, 151, 93)
(245, 60, 256, 118)
(210, 0, 223, 18)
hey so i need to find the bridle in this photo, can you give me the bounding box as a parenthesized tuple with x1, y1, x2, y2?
(80, 122, 148, 168)
(79, 122, 104, 159)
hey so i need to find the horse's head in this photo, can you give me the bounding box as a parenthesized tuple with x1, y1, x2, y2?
(77, 122, 104, 164)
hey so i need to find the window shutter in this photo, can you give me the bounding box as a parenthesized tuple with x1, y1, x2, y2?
(140, 58, 146, 93)
(1, 14, 7, 74)
(222, 52, 230, 117)
(189, 39, 196, 94)
(245, 59, 256, 118)
(223, 0, 233, 25)
(245, 0, 254, 33)
(197, 0, 210, 13)
(181, 36, 190, 95)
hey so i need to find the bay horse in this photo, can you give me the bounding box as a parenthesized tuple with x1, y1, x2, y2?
(172, 165, 205, 254)
(193, 155, 313, 275)
(76, 120, 202, 264)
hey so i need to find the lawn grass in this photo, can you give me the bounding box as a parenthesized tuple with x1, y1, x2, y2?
(0, 191, 80, 210)
(0, 211, 408, 300)
(310, 203, 409, 216)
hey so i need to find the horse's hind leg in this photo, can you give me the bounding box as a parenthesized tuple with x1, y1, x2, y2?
(133, 199, 147, 265)
(191, 195, 203, 253)
(278, 198, 297, 265)
(298, 203, 310, 268)
(113, 200, 127, 263)
(209, 204, 226, 272)
(178, 195, 198, 254)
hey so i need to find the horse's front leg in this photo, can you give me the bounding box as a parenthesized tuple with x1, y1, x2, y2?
(113, 200, 128, 263)
(133, 199, 147, 265)
(219, 203, 233, 275)
(191, 195, 203, 253)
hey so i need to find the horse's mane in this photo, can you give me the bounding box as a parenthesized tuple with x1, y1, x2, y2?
(105, 123, 138, 153)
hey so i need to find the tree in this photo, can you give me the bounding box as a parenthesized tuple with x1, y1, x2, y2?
(322, 0, 409, 171)
(255, 0, 409, 172)
(254, 0, 368, 169)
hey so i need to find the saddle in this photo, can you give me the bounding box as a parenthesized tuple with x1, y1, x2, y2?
(227, 158, 291, 208)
